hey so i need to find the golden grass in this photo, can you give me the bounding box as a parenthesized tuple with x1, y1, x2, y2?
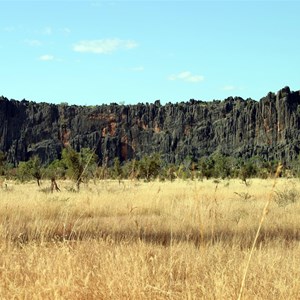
(1, 178, 300, 299)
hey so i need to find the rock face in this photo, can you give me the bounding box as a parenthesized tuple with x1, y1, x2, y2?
(1, 86, 300, 166)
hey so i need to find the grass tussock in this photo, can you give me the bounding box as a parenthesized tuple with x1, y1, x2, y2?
(0, 178, 300, 299)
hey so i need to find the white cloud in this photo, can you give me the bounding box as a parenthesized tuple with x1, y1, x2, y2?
(168, 71, 204, 83)
(91, 1, 102, 7)
(3, 26, 15, 32)
(131, 66, 144, 72)
(42, 26, 53, 35)
(61, 27, 71, 34)
(222, 85, 236, 91)
(73, 39, 138, 54)
(39, 54, 54, 61)
(25, 39, 42, 47)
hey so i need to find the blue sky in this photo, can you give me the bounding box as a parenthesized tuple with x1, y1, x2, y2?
(0, 0, 299, 105)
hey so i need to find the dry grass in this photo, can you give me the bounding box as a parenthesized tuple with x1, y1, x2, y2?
(1, 178, 300, 299)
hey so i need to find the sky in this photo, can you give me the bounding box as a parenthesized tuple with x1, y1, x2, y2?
(0, 0, 299, 105)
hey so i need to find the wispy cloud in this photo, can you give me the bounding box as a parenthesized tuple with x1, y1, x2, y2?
(61, 27, 71, 35)
(3, 26, 15, 32)
(25, 39, 42, 47)
(39, 54, 54, 61)
(131, 66, 144, 72)
(42, 26, 53, 35)
(73, 39, 138, 54)
(222, 85, 236, 91)
(168, 71, 204, 83)
(91, 1, 102, 7)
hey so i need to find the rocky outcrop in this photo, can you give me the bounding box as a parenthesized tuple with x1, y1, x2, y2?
(1, 86, 300, 166)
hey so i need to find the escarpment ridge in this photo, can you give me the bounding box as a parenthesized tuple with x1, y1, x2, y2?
(1, 86, 300, 166)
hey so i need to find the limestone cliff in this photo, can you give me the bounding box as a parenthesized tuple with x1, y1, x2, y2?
(1, 86, 300, 166)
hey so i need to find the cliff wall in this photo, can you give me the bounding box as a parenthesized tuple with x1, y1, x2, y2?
(1, 86, 300, 166)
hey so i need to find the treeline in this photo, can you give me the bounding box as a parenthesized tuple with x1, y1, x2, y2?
(0, 148, 299, 187)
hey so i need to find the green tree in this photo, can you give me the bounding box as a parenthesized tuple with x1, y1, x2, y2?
(138, 154, 161, 181)
(122, 159, 139, 180)
(17, 156, 43, 186)
(291, 155, 300, 177)
(17, 161, 30, 183)
(165, 163, 177, 181)
(30, 156, 43, 186)
(111, 157, 123, 180)
(46, 159, 67, 180)
(213, 154, 232, 179)
(182, 156, 193, 179)
(62, 147, 98, 190)
(198, 156, 215, 179)
(239, 160, 257, 184)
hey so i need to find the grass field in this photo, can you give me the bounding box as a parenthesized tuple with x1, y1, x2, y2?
(1, 178, 300, 299)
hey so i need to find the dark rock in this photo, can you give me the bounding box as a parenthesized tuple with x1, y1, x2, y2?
(1, 87, 300, 166)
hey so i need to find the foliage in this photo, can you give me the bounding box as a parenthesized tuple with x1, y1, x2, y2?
(137, 153, 161, 181)
(17, 156, 43, 186)
(239, 160, 257, 185)
(61, 147, 98, 190)
(46, 159, 67, 180)
(121, 159, 139, 179)
(198, 156, 215, 179)
(111, 157, 123, 180)
(165, 164, 177, 181)
(3, 145, 300, 183)
(17, 161, 30, 183)
(212, 153, 233, 179)
(95, 166, 109, 180)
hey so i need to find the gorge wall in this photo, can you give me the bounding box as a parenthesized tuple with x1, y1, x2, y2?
(1, 86, 300, 166)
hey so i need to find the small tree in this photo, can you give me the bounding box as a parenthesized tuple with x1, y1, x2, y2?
(138, 154, 161, 181)
(165, 163, 177, 181)
(122, 159, 139, 180)
(291, 155, 300, 177)
(198, 156, 215, 179)
(111, 157, 123, 181)
(239, 160, 257, 185)
(30, 156, 43, 186)
(45, 159, 66, 192)
(17, 161, 29, 183)
(46, 159, 67, 180)
(62, 147, 98, 190)
(182, 156, 193, 179)
(213, 154, 232, 179)
(17, 156, 43, 186)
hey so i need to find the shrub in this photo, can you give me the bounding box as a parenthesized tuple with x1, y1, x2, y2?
(62, 147, 98, 190)
(17, 156, 43, 186)
(138, 154, 161, 181)
(274, 187, 299, 207)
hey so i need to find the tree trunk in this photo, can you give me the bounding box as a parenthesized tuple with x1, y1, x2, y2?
(51, 178, 60, 192)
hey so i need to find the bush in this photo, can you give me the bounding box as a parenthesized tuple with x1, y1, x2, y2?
(17, 156, 43, 186)
(62, 147, 98, 190)
(137, 154, 161, 181)
(274, 187, 299, 207)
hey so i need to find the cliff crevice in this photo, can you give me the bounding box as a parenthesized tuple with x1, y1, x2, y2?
(1, 86, 300, 166)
